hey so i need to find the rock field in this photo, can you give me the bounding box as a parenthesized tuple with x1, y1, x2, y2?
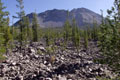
(0, 41, 117, 80)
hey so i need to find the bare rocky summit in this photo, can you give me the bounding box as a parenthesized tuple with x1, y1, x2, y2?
(14, 8, 102, 28)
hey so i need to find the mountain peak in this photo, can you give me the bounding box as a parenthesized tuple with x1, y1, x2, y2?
(14, 8, 102, 28)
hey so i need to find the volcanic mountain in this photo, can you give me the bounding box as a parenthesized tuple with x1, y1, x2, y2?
(14, 8, 102, 28)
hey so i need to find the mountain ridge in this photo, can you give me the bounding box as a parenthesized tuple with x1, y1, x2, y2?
(14, 8, 102, 28)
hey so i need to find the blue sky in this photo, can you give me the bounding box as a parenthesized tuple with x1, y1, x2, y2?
(2, 0, 114, 24)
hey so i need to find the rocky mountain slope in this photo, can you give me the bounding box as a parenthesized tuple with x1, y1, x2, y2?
(14, 8, 102, 28)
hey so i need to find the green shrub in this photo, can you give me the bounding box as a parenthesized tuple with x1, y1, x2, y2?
(46, 46, 54, 54)
(37, 50, 42, 54)
(0, 54, 6, 62)
(96, 76, 120, 80)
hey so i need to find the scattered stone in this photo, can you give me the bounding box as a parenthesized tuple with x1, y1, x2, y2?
(46, 78, 52, 80)
(0, 41, 117, 80)
(58, 75, 67, 80)
(38, 46, 46, 52)
(29, 48, 36, 53)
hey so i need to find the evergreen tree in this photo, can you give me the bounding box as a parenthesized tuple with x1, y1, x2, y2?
(98, 0, 120, 71)
(3, 17, 12, 50)
(64, 20, 71, 41)
(32, 13, 39, 42)
(45, 29, 50, 46)
(0, 0, 9, 54)
(86, 26, 92, 40)
(21, 16, 31, 43)
(63, 11, 72, 42)
(11, 16, 15, 35)
(84, 30, 88, 49)
(44, 28, 55, 46)
(72, 18, 80, 50)
(25, 17, 31, 40)
(92, 18, 99, 41)
(15, 0, 25, 47)
(0, 0, 9, 28)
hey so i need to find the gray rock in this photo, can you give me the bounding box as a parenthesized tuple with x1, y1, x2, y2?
(29, 47, 36, 53)
(38, 46, 46, 52)
(58, 75, 67, 80)
(40, 63, 47, 69)
(46, 78, 52, 80)
(11, 62, 16, 66)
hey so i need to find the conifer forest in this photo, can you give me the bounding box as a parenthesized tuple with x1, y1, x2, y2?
(0, 0, 120, 80)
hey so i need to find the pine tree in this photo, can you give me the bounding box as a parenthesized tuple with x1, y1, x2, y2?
(45, 29, 50, 46)
(86, 26, 91, 40)
(98, 0, 120, 71)
(3, 17, 12, 50)
(72, 18, 80, 50)
(92, 18, 99, 41)
(25, 17, 31, 40)
(21, 16, 31, 43)
(84, 30, 88, 49)
(0, 0, 9, 28)
(63, 11, 72, 42)
(0, 0, 9, 54)
(44, 28, 54, 46)
(32, 12, 39, 42)
(64, 20, 71, 41)
(15, 0, 25, 47)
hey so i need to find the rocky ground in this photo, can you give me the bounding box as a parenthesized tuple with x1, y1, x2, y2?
(0, 41, 117, 80)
